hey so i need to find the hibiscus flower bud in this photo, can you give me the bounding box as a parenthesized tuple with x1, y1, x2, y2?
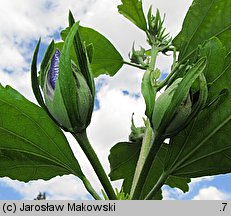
(31, 22, 95, 133)
(151, 58, 207, 138)
(152, 78, 192, 137)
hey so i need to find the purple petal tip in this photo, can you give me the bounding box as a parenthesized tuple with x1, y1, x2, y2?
(49, 48, 60, 89)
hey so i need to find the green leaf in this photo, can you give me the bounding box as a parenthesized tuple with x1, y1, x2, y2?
(0, 85, 84, 182)
(165, 176, 191, 193)
(80, 26, 123, 77)
(164, 48, 231, 178)
(139, 144, 190, 198)
(86, 43, 94, 63)
(199, 37, 226, 85)
(61, 26, 123, 77)
(118, 0, 147, 31)
(108, 142, 141, 190)
(173, 0, 231, 61)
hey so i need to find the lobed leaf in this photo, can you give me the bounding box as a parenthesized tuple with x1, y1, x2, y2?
(108, 142, 141, 185)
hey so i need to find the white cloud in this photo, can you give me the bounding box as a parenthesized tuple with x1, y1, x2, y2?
(162, 188, 176, 200)
(0, 69, 35, 102)
(193, 186, 230, 200)
(0, 176, 89, 200)
(0, 0, 96, 74)
(163, 176, 215, 200)
(0, 0, 96, 40)
(89, 84, 145, 151)
(190, 176, 214, 186)
(0, 40, 27, 70)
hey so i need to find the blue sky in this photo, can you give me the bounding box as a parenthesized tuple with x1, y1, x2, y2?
(0, 0, 230, 200)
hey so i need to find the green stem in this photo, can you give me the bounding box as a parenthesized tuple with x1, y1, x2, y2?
(131, 45, 161, 200)
(123, 61, 147, 70)
(73, 130, 117, 200)
(131, 133, 163, 199)
(81, 176, 102, 200)
(130, 119, 154, 197)
(144, 171, 168, 200)
(149, 45, 159, 71)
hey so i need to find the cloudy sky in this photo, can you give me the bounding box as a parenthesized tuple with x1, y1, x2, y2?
(0, 0, 231, 200)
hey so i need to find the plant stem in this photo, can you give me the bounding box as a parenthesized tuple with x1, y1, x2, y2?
(131, 45, 162, 199)
(123, 60, 147, 70)
(81, 176, 102, 200)
(130, 119, 154, 197)
(144, 171, 168, 200)
(149, 45, 159, 71)
(131, 133, 163, 199)
(73, 130, 117, 200)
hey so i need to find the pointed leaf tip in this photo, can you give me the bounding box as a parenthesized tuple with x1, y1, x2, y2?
(68, 10, 76, 27)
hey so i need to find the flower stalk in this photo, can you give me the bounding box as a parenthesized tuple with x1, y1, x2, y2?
(81, 177, 102, 200)
(73, 130, 117, 200)
(130, 119, 154, 197)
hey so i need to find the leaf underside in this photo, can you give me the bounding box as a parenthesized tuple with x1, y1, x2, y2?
(164, 43, 231, 178)
(117, 0, 147, 31)
(0, 85, 84, 182)
(166, 0, 231, 178)
(173, 0, 231, 61)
